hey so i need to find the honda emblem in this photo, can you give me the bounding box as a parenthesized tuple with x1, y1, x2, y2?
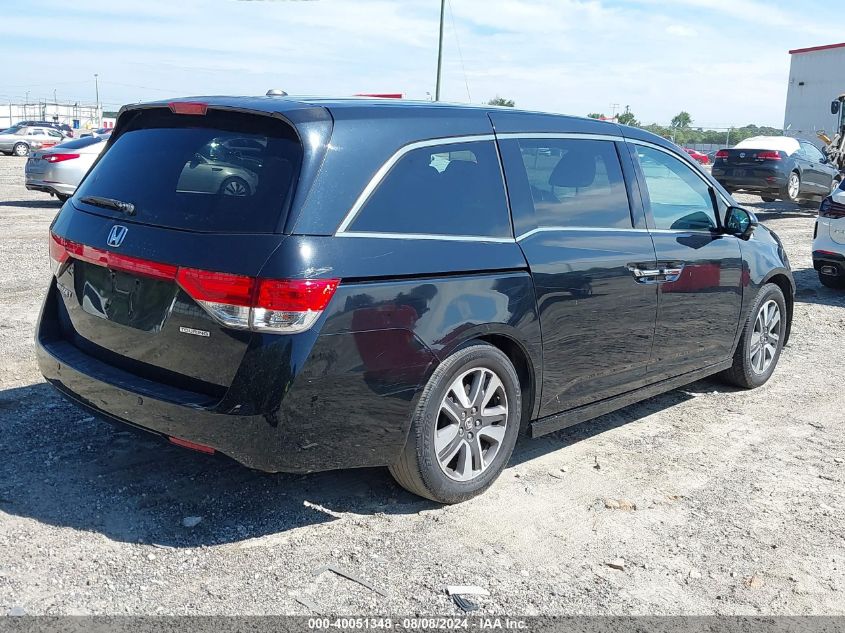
(107, 225, 128, 248)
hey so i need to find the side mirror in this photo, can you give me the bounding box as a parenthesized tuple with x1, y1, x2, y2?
(724, 206, 758, 240)
(832, 100, 841, 116)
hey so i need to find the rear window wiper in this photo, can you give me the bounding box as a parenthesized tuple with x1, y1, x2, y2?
(78, 195, 136, 216)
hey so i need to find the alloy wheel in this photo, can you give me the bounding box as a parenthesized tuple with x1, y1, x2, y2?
(749, 299, 781, 374)
(787, 173, 800, 201)
(13, 143, 28, 157)
(435, 367, 509, 482)
(222, 179, 248, 197)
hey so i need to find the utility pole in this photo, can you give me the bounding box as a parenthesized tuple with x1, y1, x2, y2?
(435, 0, 445, 101)
(726, 127, 731, 148)
(94, 73, 100, 125)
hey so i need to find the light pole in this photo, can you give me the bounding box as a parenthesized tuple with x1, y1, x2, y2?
(94, 73, 100, 125)
(435, 0, 445, 101)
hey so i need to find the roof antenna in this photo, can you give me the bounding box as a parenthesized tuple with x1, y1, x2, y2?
(266, 89, 288, 97)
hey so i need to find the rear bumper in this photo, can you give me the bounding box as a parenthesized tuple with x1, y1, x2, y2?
(26, 179, 75, 196)
(813, 250, 845, 276)
(711, 166, 787, 192)
(36, 284, 436, 473)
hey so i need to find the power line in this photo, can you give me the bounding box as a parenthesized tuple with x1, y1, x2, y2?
(447, 0, 471, 103)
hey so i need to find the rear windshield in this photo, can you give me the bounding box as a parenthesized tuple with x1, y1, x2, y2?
(73, 108, 302, 233)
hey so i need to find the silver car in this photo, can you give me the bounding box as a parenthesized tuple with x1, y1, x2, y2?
(25, 136, 107, 201)
(0, 125, 64, 156)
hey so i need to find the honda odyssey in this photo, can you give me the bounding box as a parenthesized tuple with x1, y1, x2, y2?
(36, 97, 795, 503)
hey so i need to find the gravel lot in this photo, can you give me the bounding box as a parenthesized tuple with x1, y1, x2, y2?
(0, 155, 843, 616)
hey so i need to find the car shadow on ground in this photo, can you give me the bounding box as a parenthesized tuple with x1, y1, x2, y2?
(0, 199, 62, 209)
(791, 267, 845, 307)
(0, 375, 735, 548)
(742, 201, 819, 221)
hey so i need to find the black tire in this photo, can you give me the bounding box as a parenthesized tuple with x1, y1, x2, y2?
(720, 283, 787, 389)
(219, 176, 250, 197)
(12, 142, 29, 157)
(780, 171, 800, 203)
(56, 194, 70, 203)
(819, 271, 845, 289)
(760, 196, 777, 203)
(389, 342, 522, 504)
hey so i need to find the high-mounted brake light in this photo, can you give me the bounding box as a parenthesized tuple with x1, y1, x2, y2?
(755, 150, 782, 161)
(49, 232, 339, 334)
(715, 150, 729, 160)
(168, 101, 208, 115)
(43, 153, 80, 163)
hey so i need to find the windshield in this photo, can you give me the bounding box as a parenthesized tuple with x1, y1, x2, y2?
(73, 108, 302, 233)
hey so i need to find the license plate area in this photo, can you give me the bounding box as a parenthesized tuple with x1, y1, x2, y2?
(732, 168, 747, 177)
(73, 261, 177, 332)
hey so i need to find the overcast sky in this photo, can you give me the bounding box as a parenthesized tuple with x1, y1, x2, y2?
(2, 0, 841, 128)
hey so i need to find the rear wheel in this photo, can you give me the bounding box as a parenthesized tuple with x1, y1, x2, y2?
(720, 283, 786, 389)
(219, 177, 250, 197)
(389, 342, 522, 503)
(781, 171, 800, 203)
(831, 177, 842, 194)
(12, 142, 29, 157)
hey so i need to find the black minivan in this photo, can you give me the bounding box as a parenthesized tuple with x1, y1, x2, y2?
(37, 97, 794, 503)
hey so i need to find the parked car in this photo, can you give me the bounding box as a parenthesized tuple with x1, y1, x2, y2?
(684, 147, 710, 165)
(37, 97, 795, 503)
(0, 124, 64, 156)
(706, 149, 722, 164)
(813, 179, 845, 288)
(25, 136, 108, 202)
(16, 120, 74, 138)
(80, 127, 113, 138)
(712, 136, 841, 203)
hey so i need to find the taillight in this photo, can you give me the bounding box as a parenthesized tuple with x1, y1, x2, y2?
(48, 233, 69, 276)
(252, 279, 340, 332)
(48, 232, 339, 334)
(43, 153, 80, 163)
(756, 150, 782, 161)
(819, 197, 845, 219)
(715, 150, 729, 160)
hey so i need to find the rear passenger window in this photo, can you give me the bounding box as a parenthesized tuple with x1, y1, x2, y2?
(348, 141, 511, 238)
(517, 138, 631, 228)
(634, 145, 717, 231)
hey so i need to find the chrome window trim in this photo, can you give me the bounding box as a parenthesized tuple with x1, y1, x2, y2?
(515, 226, 646, 241)
(335, 134, 497, 234)
(497, 132, 624, 143)
(335, 231, 514, 244)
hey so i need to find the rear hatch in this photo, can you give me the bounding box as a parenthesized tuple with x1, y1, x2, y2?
(48, 105, 304, 396)
(824, 187, 845, 245)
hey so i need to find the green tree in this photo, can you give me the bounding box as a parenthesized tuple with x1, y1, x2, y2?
(587, 112, 606, 119)
(617, 106, 638, 126)
(488, 96, 515, 107)
(671, 111, 693, 129)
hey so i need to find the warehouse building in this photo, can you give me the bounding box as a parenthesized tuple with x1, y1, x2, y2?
(784, 42, 845, 142)
(1, 101, 101, 132)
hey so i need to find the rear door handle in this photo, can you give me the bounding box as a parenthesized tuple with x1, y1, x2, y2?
(627, 263, 684, 284)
